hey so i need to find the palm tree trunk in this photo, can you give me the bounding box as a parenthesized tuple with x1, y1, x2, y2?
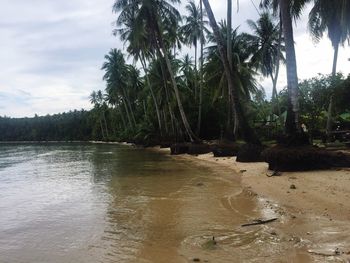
(273, 17, 283, 117)
(194, 42, 198, 101)
(140, 55, 163, 135)
(280, 0, 300, 135)
(121, 87, 136, 127)
(163, 81, 176, 135)
(102, 110, 109, 139)
(270, 72, 281, 116)
(99, 118, 105, 140)
(227, 0, 238, 137)
(119, 107, 127, 131)
(122, 99, 133, 129)
(155, 48, 176, 136)
(202, 0, 259, 144)
(326, 43, 339, 138)
(196, 0, 204, 135)
(326, 95, 334, 136)
(155, 25, 197, 142)
(194, 43, 198, 73)
(227, 0, 233, 70)
(332, 43, 339, 76)
(162, 109, 169, 134)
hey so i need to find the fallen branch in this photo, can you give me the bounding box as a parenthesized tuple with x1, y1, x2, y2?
(241, 218, 278, 227)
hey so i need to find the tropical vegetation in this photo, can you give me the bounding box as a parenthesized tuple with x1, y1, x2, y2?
(1, 0, 350, 147)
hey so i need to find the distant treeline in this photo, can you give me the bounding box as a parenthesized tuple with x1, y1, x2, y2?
(1, 74, 349, 143)
(0, 110, 94, 141)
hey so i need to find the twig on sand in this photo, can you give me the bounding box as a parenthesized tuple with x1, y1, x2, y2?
(241, 218, 278, 227)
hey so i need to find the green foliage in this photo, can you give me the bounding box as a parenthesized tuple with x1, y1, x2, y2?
(0, 111, 93, 141)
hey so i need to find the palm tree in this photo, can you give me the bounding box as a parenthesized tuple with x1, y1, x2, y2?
(202, 0, 260, 144)
(113, 0, 198, 142)
(181, 0, 205, 71)
(197, 0, 205, 135)
(262, 0, 310, 137)
(113, 8, 163, 135)
(89, 90, 109, 139)
(308, 0, 350, 136)
(102, 49, 136, 130)
(309, 0, 349, 76)
(205, 25, 259, 139)
(246, 12, 284, 115)
(180, 0, 209, 135)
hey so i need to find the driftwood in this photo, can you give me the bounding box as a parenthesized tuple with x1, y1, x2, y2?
(241, 218, 278, 227)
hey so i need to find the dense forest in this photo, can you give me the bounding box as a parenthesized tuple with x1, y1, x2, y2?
(1, 0, 350, 150)
(0, 111, 93, 141)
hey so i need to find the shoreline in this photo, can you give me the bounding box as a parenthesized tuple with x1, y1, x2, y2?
(2, 141, 350, 260)
(149, 146, 350, 262)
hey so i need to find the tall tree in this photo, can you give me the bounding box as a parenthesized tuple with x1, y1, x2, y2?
(279, 0, 300, 135)
(113, 4, 164, 135)
(309, 0, 350, 76)
(246, 12, 284, 115)
(113, 0, 198, 141)
(89, 90, 109, 139)
(181, 0, 202, 72)
(202, 0, 260, 144)
(308, 0, 350, 136)
(180, 0, 209, 135)
(102, 49, 136, 130)
(197, 0, 205, 134)
(261, 0, 310, 138)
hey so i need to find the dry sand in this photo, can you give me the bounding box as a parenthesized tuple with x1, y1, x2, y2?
(151, 146, 350, 262)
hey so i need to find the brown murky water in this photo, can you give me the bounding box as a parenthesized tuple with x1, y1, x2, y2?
(0, 143, 323, 262)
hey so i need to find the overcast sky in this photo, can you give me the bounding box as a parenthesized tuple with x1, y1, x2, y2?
(0, 0, 349, 118)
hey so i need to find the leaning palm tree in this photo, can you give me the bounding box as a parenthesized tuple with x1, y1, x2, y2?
(308, 0, 350, 136)
(202, 0, 260, 144)
(180, 0, 209, 134)
(246, 12, 285, 115)
(102, 49, 136, 130)
(113, 0, 198, 142)
(205, 25, 259, 139)
(89, 90, 109, 139)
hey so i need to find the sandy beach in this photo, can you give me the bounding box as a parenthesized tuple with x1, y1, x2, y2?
(151, 146, 350, 262)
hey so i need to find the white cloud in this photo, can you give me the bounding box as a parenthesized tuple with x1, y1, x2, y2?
(0, 0, 119, 117)
(0, 0, 349, 117)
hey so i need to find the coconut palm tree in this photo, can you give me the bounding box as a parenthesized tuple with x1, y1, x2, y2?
(197, 0, 205, 135)
(202, 0, 260, 144)
(102, 49, 136, 130)
(89, 90, 109, 139)
(309, 0, 350, 76)
(246, 12, 285, 115)
(113, 0, 198, 142)
(180, 0, 209, 135)
(205, 25, 259, 139)
(181, 0, 208, 71)
(261, 0, 311, 138)
(308, 0, 350, 136)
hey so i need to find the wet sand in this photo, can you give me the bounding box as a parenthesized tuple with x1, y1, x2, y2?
(151, 146, 350, 262)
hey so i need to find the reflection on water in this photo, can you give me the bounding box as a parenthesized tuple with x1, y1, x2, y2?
(0, 143, 315, 263)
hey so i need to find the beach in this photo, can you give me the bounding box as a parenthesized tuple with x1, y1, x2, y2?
(152, 146, 350, 262)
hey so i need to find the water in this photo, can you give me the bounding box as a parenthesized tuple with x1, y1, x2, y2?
(0, 143, 313, 262)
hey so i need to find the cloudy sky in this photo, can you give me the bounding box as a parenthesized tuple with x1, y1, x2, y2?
(0, 0, 349, 118)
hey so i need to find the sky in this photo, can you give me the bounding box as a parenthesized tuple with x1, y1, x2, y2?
(0, 0, 349, 118)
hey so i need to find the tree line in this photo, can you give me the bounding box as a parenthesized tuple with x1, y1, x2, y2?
(89, 0, 350, 145)
(1, 0, 349, 144)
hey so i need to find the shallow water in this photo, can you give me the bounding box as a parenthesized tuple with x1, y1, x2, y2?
(0, 143, 315, 262)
